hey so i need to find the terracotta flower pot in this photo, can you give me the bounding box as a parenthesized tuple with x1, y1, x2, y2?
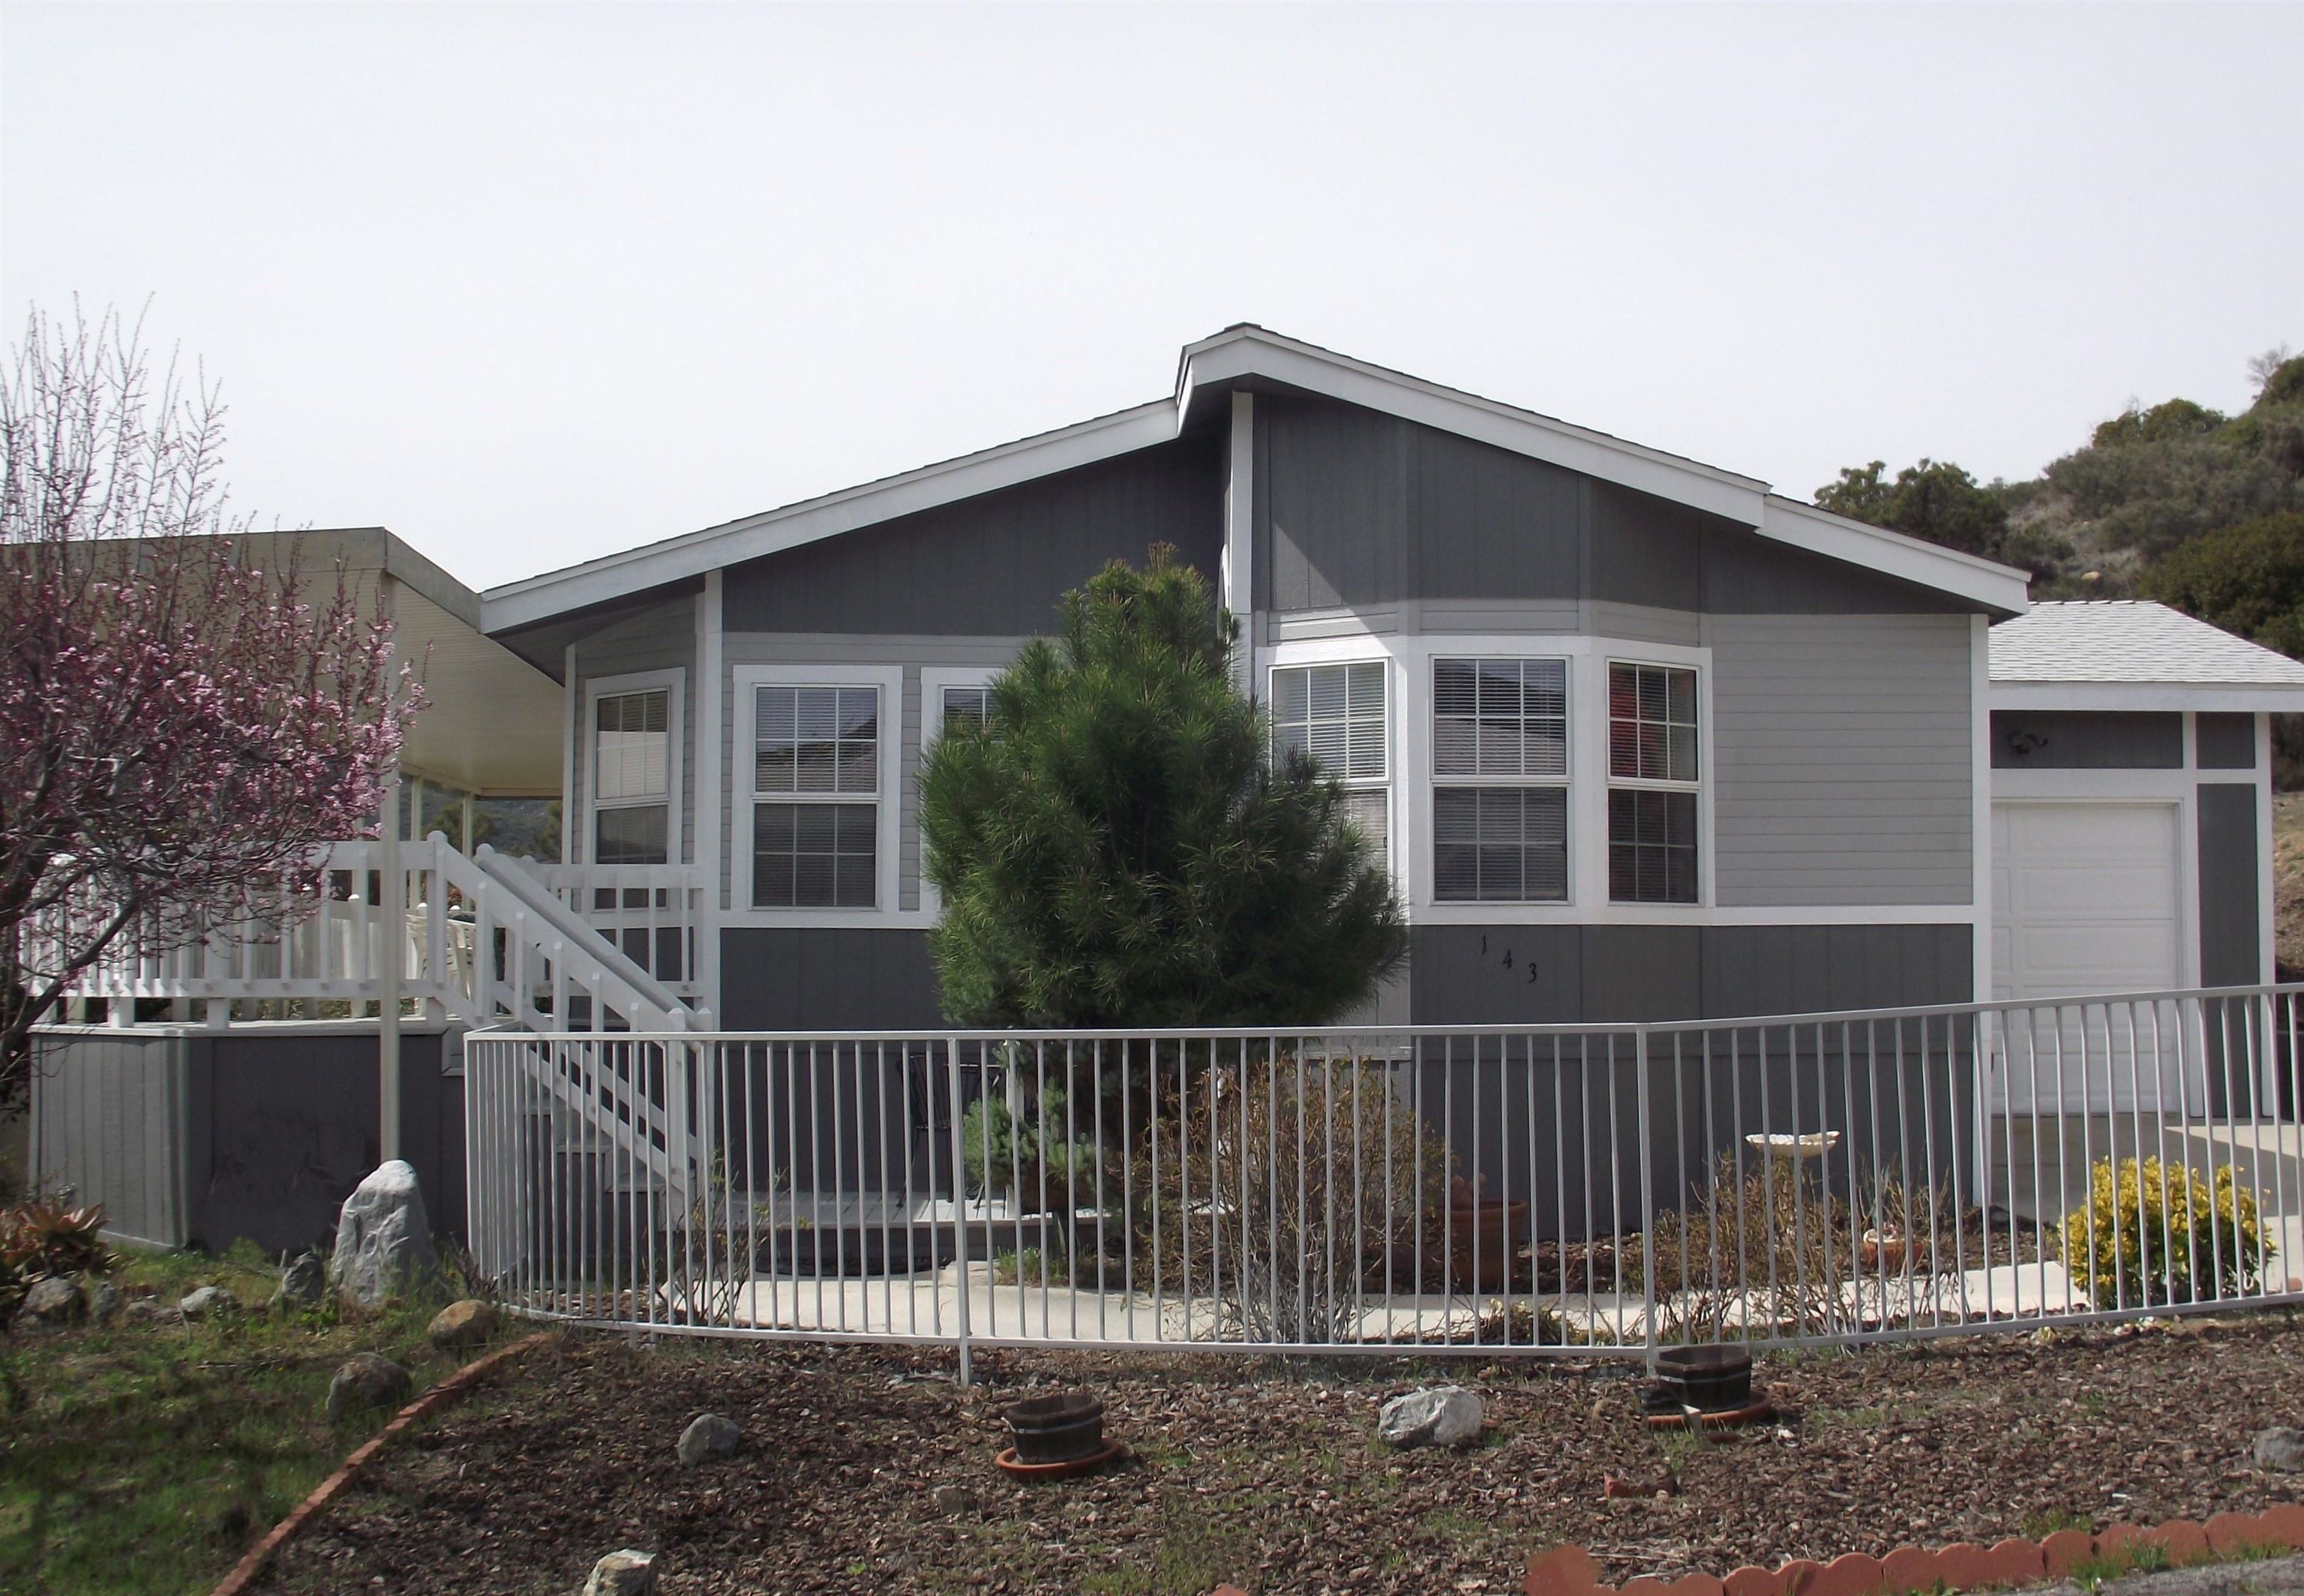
(1444, 1197, 1529, 1292)
(1859, 1229, 1909, 1272)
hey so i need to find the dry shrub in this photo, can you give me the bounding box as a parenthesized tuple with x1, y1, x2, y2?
(1127, 1053, 1454, 1345)
(1628, 1153, 1962, 1341)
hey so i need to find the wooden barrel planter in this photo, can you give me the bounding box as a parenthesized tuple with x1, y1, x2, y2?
(1002, 1393, 1106, 1465)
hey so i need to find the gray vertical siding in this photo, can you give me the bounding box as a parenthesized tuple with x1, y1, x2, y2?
(1407, 923, 1973, 1026)
(719, 928, 943, 1029)
(1255, 392, 1973, 619)
(1990, 710, 2182, 770)
(1708, 614, 1973, 907)
(722, 436, 1225, 637)
(28, 1029, 190, 1246)
(28, 1027, 464, 1255)
(2196, 712, 2258, 770)
(571, 597, 699, 865)
(2198, 782, 2261, 986)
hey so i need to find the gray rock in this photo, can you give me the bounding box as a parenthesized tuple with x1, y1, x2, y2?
(125, 1296, 185, 1327)
(2257, 1426, 2304, 1471)
(86, 1279, 123, 1322)
(178, 1285, 237, 1319)
(1376, 1384, 1484, 1449)
(676, 1412, 742, 1467)
(929, 1483, 976, 1516)
(328, 1160, 440, 1310)
(428, 1298, 500, 1351)
(274, 1251, 326, 1310)
(326, 1352, 412, 1420)
(14, 1275, 85, 1332)
(580, 1549, 658, 1595)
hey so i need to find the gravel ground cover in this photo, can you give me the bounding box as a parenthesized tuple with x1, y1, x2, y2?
(262, 1314, 2304, 1596)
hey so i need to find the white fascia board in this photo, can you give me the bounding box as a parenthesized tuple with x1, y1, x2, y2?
(1179, 332, 1769, 524)
(1759, 496, 2032, 615)
(1990, 681, 2304, 713)
(482, 400, 1179, 634)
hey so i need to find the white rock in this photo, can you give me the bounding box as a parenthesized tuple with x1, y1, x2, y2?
(328, 1160, 440, 1310)
(178, 1285, 237, 1318)
(1377, 1384, 1484, 1449)
(582, 1549, 658, 1595)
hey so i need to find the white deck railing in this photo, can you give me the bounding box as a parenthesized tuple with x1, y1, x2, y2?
(465, 985, 2304, 1370)
(46, 836, 706, 1040)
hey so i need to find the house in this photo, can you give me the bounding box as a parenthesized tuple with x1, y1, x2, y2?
(484, 324, 2036, 1032)
(26, 326, 2304, 1261)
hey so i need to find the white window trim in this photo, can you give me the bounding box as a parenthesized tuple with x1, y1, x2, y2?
(1259, 632, 1720, 925)
(582, 668, 685, 868)
(1267, 656, 1394, 878)
(919, 665, 1001, 916)
(1603, 655, 1712, 908)
(731, 663, 904, 924)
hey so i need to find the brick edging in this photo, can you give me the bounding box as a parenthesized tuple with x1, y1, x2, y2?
(1208, 1509, 2304, 1596)
(1519, 1506, 2304, 1596)
(207, 1330, 551, 1596)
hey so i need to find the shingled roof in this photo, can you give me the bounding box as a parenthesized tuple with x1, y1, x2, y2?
(1990, 601, 2304, 686)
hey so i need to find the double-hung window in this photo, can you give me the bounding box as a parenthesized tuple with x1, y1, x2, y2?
(752, 682, 882, 909)
(1431, 658, 1569, 902)
(1271, 661, 1390, 872)
(1606, 662, 1701, 904)
(591, 685, 675, 865)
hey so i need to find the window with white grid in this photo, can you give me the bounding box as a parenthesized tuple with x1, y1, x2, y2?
(1606, 661, 1700, 904)
(752, 684, 881, 908)
(592, 688, 671, 865)
(1431, 657, 1569, 902)
(1272, 661, 1390, 872)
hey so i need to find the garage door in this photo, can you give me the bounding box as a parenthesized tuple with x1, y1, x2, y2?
(1990, 800, 2188, 1110)
(1993, 801, 2183, 1001)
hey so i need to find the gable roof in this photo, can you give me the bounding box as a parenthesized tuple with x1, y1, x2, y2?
(1989, 600, 2304, 712)
(481, 325, 2031, 632)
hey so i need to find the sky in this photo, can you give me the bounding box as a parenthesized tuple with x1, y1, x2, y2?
(3, 2, 2299, 594)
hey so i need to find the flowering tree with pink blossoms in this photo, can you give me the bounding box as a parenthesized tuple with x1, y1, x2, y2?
(0, 306, 420, 1106)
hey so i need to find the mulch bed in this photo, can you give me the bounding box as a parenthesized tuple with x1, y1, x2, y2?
(260, 1314, 2304, 1596)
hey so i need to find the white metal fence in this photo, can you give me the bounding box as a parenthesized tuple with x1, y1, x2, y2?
(464, 984, 2304, 1366)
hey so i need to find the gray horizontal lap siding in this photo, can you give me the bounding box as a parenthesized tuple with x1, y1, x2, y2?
(1708, 614, 1973, 908)
(570, 598, 698, 866)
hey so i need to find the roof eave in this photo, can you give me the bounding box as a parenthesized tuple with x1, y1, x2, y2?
(1989, 680, 2304, 712)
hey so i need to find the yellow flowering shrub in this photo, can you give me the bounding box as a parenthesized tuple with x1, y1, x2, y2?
(2060, 1155, 2270, 1307)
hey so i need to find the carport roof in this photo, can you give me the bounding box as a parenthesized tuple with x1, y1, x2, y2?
(1989, 600, 2304, 712)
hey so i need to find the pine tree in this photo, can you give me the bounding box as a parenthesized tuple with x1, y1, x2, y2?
(920, 544, 1406, 1029)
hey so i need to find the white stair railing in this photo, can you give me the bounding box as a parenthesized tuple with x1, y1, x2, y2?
(446, 843, 706, 1225)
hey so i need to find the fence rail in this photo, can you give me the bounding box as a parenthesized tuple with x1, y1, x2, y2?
(44, 836, 704, 1038)
(464, 985, 2304, 1367)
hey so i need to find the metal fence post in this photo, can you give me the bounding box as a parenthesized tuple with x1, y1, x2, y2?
(1634, 1024, 1658, 1361)
(946, 1034, 974, 1386)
